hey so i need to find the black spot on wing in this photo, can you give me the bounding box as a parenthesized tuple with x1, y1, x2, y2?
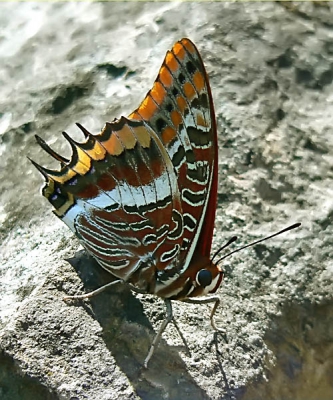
(186, 60, 196, 75)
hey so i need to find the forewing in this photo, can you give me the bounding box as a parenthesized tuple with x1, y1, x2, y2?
(129, 38, 217, 276)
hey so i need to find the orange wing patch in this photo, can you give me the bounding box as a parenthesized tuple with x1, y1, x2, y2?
(176, 96, 187, 114)
(170, 110, 182, 128)
(161, 127, 177, 145)
(165, 51, 179, 72)
(181, 38, 196, 55)
(151, 81, 167, 106)
(116, 123, 137, 150)
(138, 95, 158, 120)
(196, 112, 208, 128)
(193, 71, 205, 93)
(131, 125, 152, 148)
(159, 66, 173, 88)
(183, 82, 196, 101)
(84, 140, 107, 161)
(101, 127, 124, 156)
(172, 41, 186, 61)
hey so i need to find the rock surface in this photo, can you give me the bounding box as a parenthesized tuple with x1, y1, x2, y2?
(1, 2, 333, 399)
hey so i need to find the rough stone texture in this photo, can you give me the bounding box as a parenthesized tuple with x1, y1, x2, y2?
(1, 2, 333, 399)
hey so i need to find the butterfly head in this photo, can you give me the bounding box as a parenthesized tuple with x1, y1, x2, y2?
(186, 252, 224, 298)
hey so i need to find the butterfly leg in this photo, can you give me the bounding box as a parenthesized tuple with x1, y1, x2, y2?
(144, 299, 191, 367)
(63, 278, 151, 301)
(183, 296, 225, 333)
(171, 317, 191, 357)
(63, 279, 125, 300)
(144, 299, 173, 368)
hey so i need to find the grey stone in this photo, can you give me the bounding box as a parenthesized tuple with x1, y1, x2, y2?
(1, 2, 332, 399)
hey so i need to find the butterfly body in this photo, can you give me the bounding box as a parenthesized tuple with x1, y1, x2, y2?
(32, 38, 221, 366)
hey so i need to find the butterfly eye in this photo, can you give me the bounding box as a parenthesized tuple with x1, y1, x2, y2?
(196, 269, 212, 287)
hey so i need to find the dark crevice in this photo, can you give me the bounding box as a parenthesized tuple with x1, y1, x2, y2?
(96, 63, 127, 78)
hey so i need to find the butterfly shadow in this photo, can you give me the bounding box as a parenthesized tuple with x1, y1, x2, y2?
(65, 250, 212, 399)
(209, 332, 235, 398)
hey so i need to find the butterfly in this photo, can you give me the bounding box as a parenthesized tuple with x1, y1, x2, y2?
(31, 38, 300, 367)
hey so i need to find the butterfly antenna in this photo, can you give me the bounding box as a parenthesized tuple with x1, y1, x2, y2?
(216, 223, 301, 265)
(211, 236, 238, 262)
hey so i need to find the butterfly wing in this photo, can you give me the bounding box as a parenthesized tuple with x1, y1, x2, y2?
(33, 38, 217, 296)
(33, 116, 185, 292)
(129, 38, 218, 280)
